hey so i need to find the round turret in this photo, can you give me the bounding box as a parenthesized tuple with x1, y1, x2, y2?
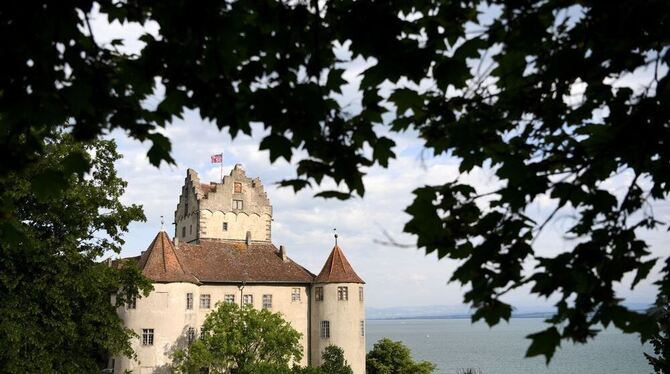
(311, 244, 365, 374)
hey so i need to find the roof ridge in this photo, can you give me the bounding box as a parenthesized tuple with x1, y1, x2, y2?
(337, 246, 345, 271)
(161, 233, 167, 272)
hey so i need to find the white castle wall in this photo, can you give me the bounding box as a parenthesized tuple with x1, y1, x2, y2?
(198, 210, 271, 242)
(115, 283, 310, 373)
(311, 283, 366, 374)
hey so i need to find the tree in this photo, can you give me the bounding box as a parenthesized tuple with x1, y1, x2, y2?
(320, 345, 353, 374)
(646, 298, 670, 373)
(0, 132, 152, 373)
(2, 0, 670, 363)
(366, 338, 436, 374)
(171, 302, 303, 374)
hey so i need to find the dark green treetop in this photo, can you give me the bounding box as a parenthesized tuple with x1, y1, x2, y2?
(0, 132, 152, 373)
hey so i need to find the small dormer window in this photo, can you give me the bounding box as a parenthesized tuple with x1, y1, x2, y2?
(233, 199, 243, 210)
(223, 222, 228, 231)
(234, 182, 242, 193)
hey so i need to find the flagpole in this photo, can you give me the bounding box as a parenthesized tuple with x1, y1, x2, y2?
(220, 152, 223, 182)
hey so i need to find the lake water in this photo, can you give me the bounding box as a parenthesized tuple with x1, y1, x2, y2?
(365, 318, 651, 374)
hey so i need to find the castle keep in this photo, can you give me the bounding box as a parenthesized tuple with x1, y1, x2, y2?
(112, 165, 365, 373)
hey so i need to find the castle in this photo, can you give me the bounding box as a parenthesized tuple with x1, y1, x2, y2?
(111, 164, 366, 373)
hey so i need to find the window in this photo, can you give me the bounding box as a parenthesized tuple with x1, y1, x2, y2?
(243, 294, 253, 306)
(189, 225, 192, 234)
(315, 287, 323, 301)
(127, 296, 137, 309)
(360, 320, 365, 336)
(337, 286, 348, 301)
(292, 288, 301, 302)
(185, 200, 188, 213)
(224, 294, 235, 304)
(142, 329, 154, 346)
(234, 182, 242, 193)
(186, 293, 193, 310)
(187, 327, 196, 344)
(262, 294, 272, 309)
(182, 226, 186, 238)
(233, 199, 243, 209)
(320, 321, 330, 339)
(359, 287, 364, 301)
(200, 294, 211, 309)
(223, 222, 228, 231)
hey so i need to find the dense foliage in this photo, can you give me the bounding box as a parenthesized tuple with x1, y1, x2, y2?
(2, 0, 669, 362)
(646, 299, 670, 373)
(366, 338, 436, 374)
(320, 345, 353, 374)
(171, 302, 303, 374)
(0, 133, 151, 373)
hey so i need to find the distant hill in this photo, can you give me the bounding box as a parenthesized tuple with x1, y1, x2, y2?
(366, 302, 652, 320)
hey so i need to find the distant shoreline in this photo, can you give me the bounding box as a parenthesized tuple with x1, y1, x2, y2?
(367, 313, 553, 321)
(367, 308, 648, 321)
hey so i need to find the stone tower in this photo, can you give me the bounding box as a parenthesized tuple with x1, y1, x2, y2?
(174, 164, 272, 243)
(311, 242, 366, 374)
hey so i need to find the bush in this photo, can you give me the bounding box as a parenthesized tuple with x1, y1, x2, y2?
(366, 338, 436, 374)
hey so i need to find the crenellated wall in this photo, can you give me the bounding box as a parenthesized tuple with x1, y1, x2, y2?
(174, 165, 273, 243)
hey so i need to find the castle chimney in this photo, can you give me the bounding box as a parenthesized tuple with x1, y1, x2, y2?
(279, 245, 288, 262)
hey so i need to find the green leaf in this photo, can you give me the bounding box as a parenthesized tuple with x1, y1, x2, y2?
(314, 190, 352, 200)
(526, 327, 561, 364)
(454, 37, 487, 60)
(326, 68, 347, 94)
(31, 169, 68, 200)
(389, 88, 422, 115)
(146, 133, 174, 166)
(632, 259, 657, 288)
(472, 299, 512, 326)
(157, 91, 186, 117)
(259, 134, 293, 162)
(62, 150, 91, 177)
(433, 58, 470, 90)
(372, 137, 396, 167)
(276, 179, 312, 192)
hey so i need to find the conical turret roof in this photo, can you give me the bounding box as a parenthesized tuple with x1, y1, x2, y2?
(138, 231, 199, 284)
(315, 245, 364, 283)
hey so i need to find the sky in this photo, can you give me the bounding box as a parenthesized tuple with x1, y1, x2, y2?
(91, 6, 668, 312)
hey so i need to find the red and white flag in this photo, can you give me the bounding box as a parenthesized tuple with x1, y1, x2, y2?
(211, 153, 223, 163)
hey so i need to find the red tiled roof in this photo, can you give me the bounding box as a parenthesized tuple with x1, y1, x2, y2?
(178, 240, 315, 283)
(138, 231, 200, 284)
(119, 232, 315, 284)
(315, 245, 364, 284)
